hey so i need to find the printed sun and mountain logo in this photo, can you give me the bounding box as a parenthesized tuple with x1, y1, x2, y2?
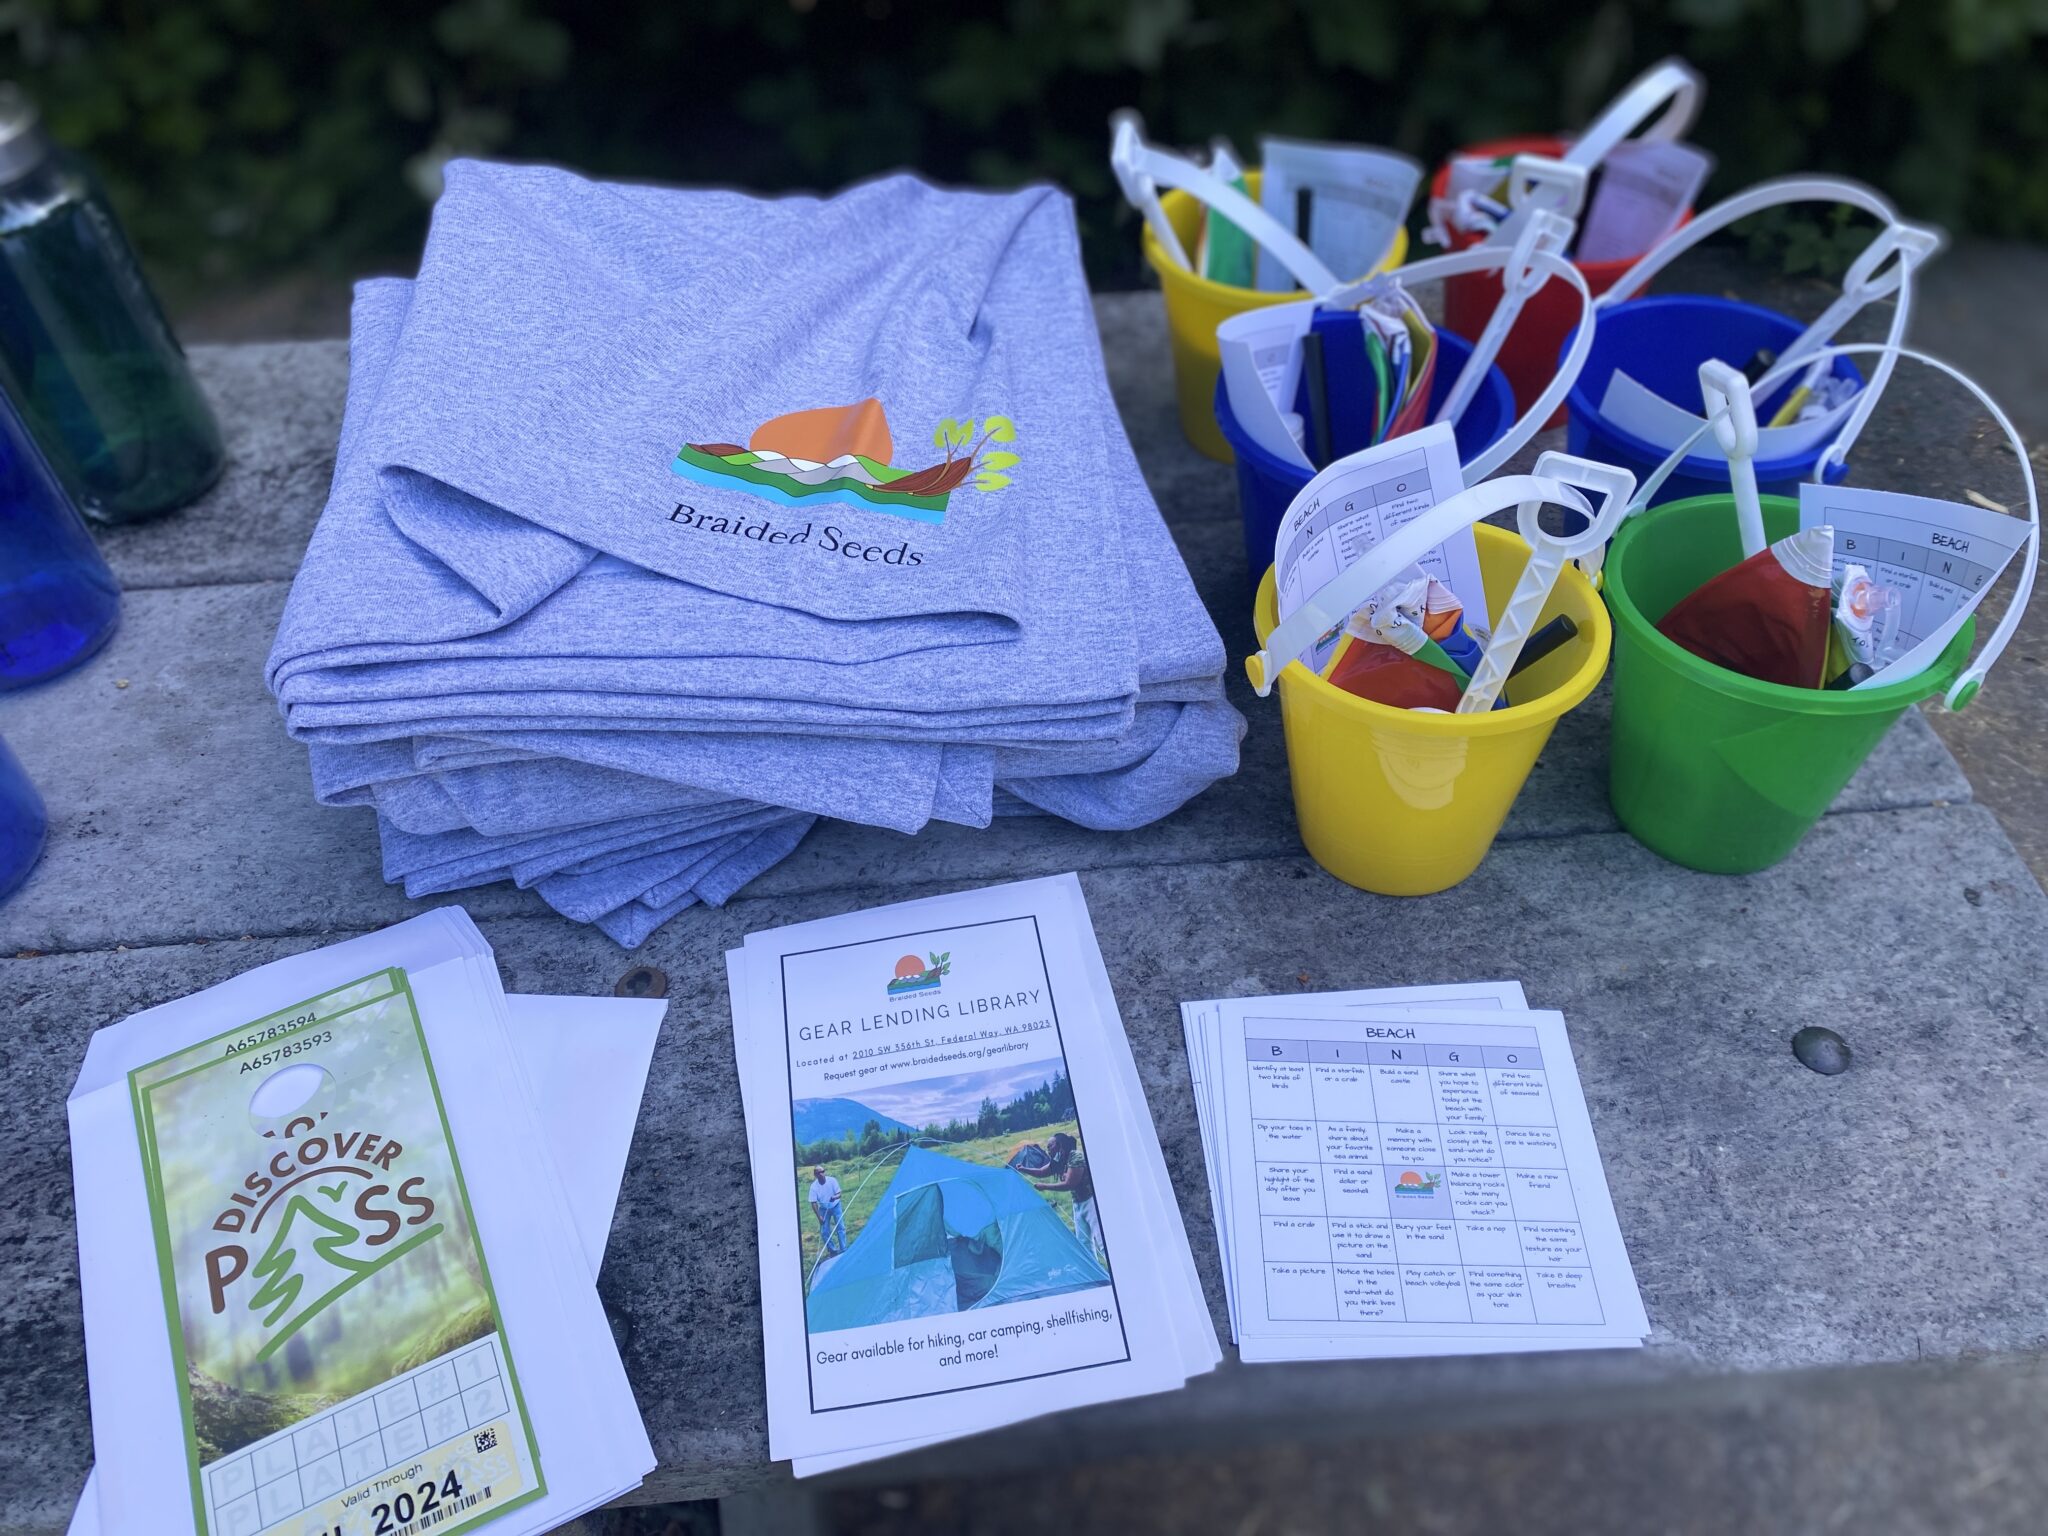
(1392, 1169, 1444, 1196)
(671, 397, 1019, 526)
(886, 950, 952, 997)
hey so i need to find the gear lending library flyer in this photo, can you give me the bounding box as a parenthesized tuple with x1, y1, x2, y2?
(730, 875, 1212, 1469)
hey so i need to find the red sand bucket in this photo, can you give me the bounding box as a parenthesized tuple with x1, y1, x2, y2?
(1427, 59, 1704, 419)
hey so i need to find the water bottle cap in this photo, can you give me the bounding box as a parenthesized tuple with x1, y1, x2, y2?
(0, 83, 50, 186)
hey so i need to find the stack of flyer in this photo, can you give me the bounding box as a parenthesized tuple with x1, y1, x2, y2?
(730, 874, 1217, 1474)
(1181, 983, 1650, 1359)
(66, 909, 660, 1536)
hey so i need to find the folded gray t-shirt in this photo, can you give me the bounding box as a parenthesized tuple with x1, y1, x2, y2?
(267, 163, 1240, 941)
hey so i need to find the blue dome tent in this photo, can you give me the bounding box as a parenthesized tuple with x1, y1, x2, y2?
(806, 1144, 1109, 1333)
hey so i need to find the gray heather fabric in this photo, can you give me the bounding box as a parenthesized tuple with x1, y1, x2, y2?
(593, 817, 817, 949)
(266, 162, 1240, 943)
(535, 824, 789, 924)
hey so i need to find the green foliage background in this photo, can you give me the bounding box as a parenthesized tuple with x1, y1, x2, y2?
(9, 0, 2046, 299)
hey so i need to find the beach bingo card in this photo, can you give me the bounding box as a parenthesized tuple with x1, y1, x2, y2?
(1270, 422, 1486, 674)
(1214, 1006, 1648, 1358)
(1801, 482, 2030, 686)
(128, 967, 544, 1536)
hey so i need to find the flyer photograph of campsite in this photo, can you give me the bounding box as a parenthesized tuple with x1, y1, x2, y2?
(793, 1057, 1114, 1333)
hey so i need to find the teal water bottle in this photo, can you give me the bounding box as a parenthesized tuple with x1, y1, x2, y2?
(0, 83, 224, 523)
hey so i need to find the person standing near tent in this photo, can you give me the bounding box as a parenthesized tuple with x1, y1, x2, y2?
(1026, 1132, 1104, 1265)
(808, 1165, 848, 1256)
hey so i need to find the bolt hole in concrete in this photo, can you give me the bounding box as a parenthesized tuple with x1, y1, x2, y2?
(615, 965, 669, 999)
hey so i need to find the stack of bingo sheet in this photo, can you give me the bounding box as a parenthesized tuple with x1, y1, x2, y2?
(1181, 983, 1650, 1359)
(66, 909, 657, 1536)
(265, 162, 1243, 947)
(730, 874, 1217, 1473)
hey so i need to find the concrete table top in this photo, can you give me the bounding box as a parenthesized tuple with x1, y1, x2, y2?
(3, 292, 2043, 1528)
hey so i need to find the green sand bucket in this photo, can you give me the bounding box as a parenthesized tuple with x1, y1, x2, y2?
(1606, 494, 1972, 873)
(1603, 343, 2038, 874)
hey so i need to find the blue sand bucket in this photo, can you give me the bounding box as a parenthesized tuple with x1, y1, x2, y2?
(1563, 295, 1862, 505)
(1560, 175, 1941, 510)
(1216, 330, 1516, 580)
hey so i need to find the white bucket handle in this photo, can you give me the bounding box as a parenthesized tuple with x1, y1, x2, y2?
(1111, 110, 1343, 294)
(1597, 175, 1946, 474)
(1248, 471, 1600, 697)
(1628, 342, 2039, 711)
(1574, 56, 1705, 159)
(1499, 57, 1706, 223)
(1324, 225, 1599, 483)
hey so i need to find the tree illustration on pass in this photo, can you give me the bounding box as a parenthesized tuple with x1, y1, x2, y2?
(246, 1193, 444, 1362)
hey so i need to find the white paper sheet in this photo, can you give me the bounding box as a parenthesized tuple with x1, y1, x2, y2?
(1597, 368, 1855, 462)
(1218, 300, 1315, 469)
(1799, 482, 2031, 687)
(65, 913, 655, 1536)
(1204, 1002, 1648, 1359)
(733, 875, 1209, 1470)
(785, 876, 1218, 1476)
(1181, 982, 1527, 1343)
(69, 990, 668, 1535)
(1256, 137, 1420, 292)
(1271, 421, 1486, 673)
(1187, 987, 1646, 1359)
(1575, 139, 1713, 264)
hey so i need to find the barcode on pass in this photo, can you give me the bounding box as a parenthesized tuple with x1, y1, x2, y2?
(411, 1485, 490, 1533)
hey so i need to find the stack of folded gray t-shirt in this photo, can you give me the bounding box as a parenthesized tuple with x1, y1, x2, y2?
(266, 161, 1243, 945)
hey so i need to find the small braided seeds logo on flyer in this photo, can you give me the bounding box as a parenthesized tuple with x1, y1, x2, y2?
(886, 950, 951, 998)
(132, 969, 540, 1536)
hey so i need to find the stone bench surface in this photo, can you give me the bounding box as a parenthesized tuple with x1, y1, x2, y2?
(2, 291, 2042, 1527)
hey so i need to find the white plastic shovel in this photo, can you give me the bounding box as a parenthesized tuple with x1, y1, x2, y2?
(1454, 453, 1638, 713)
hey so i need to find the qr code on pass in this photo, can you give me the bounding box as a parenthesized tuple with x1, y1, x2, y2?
(475, 1428, 498, 1453)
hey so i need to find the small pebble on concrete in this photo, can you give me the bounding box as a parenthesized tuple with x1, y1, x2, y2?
(1793, 1026, 1853, 1075)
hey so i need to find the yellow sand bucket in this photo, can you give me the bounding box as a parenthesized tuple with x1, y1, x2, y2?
(1249, 475, 1617, 895)
(1143, 172, 1410, 462)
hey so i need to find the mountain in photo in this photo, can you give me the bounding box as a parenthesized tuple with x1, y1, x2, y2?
(792, 1096, 914, 1144)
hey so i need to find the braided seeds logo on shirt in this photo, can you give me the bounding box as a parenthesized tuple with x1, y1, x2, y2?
(670, 398, 1018, 526)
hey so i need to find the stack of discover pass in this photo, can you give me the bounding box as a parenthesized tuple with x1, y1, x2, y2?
(66, 909, 655, 1536)
(264, 162, 1243, 947)
(730, 874, 1217, 1472)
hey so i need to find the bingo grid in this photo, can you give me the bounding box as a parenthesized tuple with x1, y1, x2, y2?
(1244, 1019, 1607, 1327)
(200, 1335, 513, 1535)
(1274, 446, 1445, 616)
(1827, 507, 2000, 646)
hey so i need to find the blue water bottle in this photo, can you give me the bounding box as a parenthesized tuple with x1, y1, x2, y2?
(0, 735, 45, 900)
(0, 380, 119, 688)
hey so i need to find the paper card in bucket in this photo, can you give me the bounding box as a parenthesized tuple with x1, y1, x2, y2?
(1218, 288, 1438, 473)
(1254, 137, 1421, 293)
(1272, 422, 1487, 676)
(1574, 140, 1712, 264)
(1799, 483, 2030, 690)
